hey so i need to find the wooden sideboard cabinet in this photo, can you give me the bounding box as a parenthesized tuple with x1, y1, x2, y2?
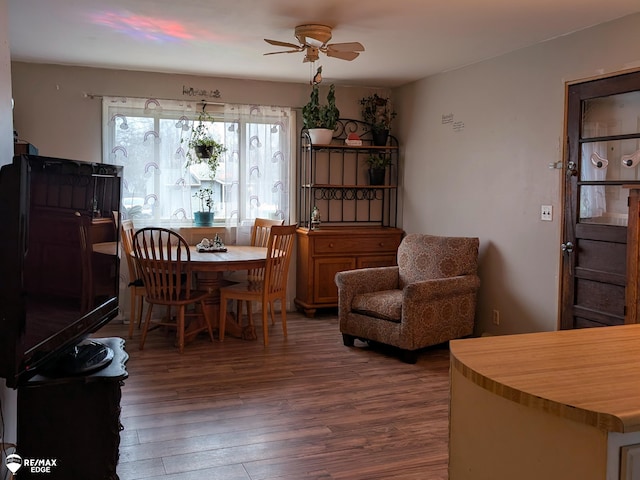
(295, 227, 404, 317)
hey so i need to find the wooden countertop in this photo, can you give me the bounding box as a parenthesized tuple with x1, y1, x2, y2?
(450, 324, 640, 433)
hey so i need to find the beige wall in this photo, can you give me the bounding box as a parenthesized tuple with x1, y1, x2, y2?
(10, 63, 388, 162)
(395, 13, 640, 335)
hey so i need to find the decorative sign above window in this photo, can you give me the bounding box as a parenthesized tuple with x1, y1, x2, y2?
(182, 85, 221, 99)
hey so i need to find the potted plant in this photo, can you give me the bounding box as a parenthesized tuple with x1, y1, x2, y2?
(193, 187, 214, 226)
(302, 84, 340, 145)
(365, 154, 392, 185)
(360, 93, 397, 146)
(183, 111, 227, 179)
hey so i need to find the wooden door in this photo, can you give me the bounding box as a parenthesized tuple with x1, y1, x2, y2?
(561, 70, 640, 329)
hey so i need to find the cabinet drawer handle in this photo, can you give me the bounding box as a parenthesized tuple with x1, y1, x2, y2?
(379, 242, 385, 247)
(328, 242, 334, 248)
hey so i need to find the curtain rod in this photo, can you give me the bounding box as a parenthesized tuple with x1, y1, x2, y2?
(82, 92, 224, 107)
(83, 92, 298, 112)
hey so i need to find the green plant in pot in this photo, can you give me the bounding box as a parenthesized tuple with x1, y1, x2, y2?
(183, 110, 227, 179)
(366, 154, 392, 185)
(360, 93, 396, 146)
(193, 187, 215, 226)
(302, 83, 340, 145)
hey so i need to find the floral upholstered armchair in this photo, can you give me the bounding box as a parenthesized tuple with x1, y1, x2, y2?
(335, 234, 480, 363)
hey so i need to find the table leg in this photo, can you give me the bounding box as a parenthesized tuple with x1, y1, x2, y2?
(185, 272, 246, 342)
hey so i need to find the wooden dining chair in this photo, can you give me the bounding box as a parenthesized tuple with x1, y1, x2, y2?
(251, 218, 285, 249)
(219, 224, 297, 346)
(240, 217, 285, 325)
(120, 219, 147, 339)
(133, 227, 214, 353)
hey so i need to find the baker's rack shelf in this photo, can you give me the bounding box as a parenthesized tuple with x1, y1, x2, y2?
(298, 118, 399, 229)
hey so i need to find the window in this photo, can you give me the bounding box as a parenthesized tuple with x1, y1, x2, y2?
(102, 97, 294, 227)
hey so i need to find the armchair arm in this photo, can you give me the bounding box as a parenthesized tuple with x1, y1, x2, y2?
(335, 266, 399, 313)
(400, 275, 481, 350)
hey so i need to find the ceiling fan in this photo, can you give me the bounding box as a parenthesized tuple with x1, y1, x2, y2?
(264, 24, 364, 63)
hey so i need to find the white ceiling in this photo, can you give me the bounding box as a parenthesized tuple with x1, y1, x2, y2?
(7, 0, 640, 88)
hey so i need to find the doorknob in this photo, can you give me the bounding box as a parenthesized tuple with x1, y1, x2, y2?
(561, 241, 574, 253)
(566, 161, 578, 177)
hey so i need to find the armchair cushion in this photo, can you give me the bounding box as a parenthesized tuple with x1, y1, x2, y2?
(352, 289, 403, 322)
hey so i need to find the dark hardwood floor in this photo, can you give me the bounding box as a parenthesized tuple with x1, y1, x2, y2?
(97, 310, 450, 480)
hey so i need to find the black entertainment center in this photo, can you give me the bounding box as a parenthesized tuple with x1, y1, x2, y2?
(0, 155, 127, 479)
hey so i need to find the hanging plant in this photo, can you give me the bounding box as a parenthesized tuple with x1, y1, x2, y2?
(182, 110, 227, 178)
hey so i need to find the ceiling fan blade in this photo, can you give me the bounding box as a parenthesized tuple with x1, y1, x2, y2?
(264, 38, 302, 49)
(325, 50, 360, 61)
(264, 49, 303, 56)
(326, 42, 365, 52)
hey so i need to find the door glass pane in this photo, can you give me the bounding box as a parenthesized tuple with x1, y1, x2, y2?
(582, 91, 640, 138)
(580, 137, 640, 182)
(580, 89, 640, 225)
(580, 185, 629, 226)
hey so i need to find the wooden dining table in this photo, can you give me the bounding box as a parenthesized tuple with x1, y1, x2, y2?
(93, 241, 118, 256)
(95, 239, 267, 340)
(138, 244, 267, 342)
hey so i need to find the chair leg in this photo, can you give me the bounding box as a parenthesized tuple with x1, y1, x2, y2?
(139, 304, 155, 350)
(136, 296, 144, 329)
(219, 293, 228, 341)
(177, 306, 185, 354)
(401, 349, 418, 364)
(269, 300, 276, 325)
(342, 334, 355, 347)
(128, 286, 136, 339)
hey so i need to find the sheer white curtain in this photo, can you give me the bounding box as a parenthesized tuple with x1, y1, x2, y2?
(103, 98, 294, 233)
(102, 96, 201, 227)
(580, 122, 608, 219)
(222, 104, 294, 233)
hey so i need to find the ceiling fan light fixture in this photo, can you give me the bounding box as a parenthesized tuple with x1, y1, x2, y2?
(264, 24, 364, 63)
(295, 24, 333, 47)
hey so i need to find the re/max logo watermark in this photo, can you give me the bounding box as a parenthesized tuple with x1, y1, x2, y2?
(5, 454, 59, 474)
